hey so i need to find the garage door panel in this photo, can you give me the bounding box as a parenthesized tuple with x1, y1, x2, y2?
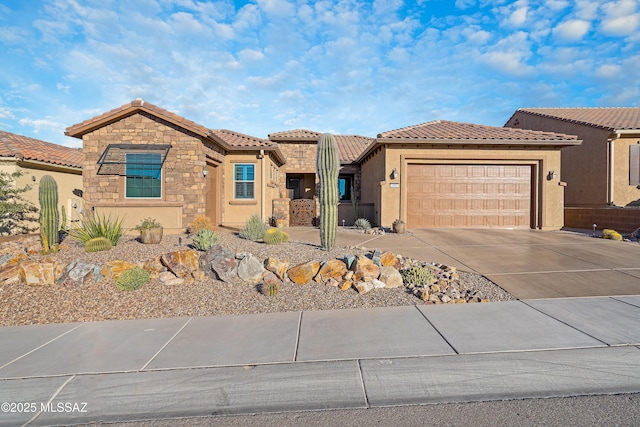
(407, 164, 532, 229)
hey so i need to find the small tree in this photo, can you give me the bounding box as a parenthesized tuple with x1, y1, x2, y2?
(0, 171, 38, 236)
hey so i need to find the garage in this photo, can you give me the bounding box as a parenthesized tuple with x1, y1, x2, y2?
(407, 164, 533, 229)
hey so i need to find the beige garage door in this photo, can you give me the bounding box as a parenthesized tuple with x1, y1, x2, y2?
(407, 164, 532, 229)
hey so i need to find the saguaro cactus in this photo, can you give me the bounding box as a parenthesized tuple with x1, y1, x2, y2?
(39, 175, 59, 251)
(316, 133, 339, 250)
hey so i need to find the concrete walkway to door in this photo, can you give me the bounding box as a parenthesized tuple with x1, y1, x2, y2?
(285, 227, 640, 300)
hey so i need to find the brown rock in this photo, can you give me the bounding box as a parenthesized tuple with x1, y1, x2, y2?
(265, 257, 289, 280)
(161, 249, 200, 278)
(159, 271, 184, 286)
(287, 261, 320, 285)
(101, 260, 137, 281)
(351, 256, 380, 282)
(143, 256, 165, 279)
(354, 281, 374, 294)
(340, 279, 353, 291)
(378, 266, 403, 288)
(19, 261, 50, 286)
(191, 269, 206, 281)
(380, 252, 400, 268)
(0, 264, 19, 285)
(317, 259, 347, 282)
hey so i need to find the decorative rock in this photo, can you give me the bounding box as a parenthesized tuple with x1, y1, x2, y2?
(237, 253, 267, 284)
(316, 259, 347, 282)
(287, 261, 320, 285)
(371, 249, 381, 266)
(372, 278, 386, 289)
(159, 271, 184, 286)
(340, 279, 353, 291)
(417, 288, 430, 301)
(326, 278, 339, 287)
(378, 266, 403, 288)
(265, 257, 289, 280)
(191, 269, 206, 281)
(199, 244, 238, 283)
(143, 256, 165, 279)
(101, 260, 137, 281)
(380, 252, 400, 269)
(19, 261, 56, 286)
(0, 264, 20, 285)
(161, 249, 200, 278)
(351, 256, 380, 282)
(57, 260, 98, 289)
(441, 295, 452, 303)
(354, 281, 374, 294)
(345, 255, 356, 269)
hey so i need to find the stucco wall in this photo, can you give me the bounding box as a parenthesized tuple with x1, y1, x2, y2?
(364, 145, 564, 230)
(506, 113, 609, 206)
(613, 136, 640, 206)
(359, 146, 386, 226)
(82, 112, 211, 233)
(0, 160, 83, 231)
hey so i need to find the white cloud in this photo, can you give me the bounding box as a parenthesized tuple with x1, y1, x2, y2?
(600, 0, 640, 36)
(553, 19, 590, 41)
(238, 48, 265, 62)
(481, 50, 535, 76)
(18, 117, 63, 134)
(499, 0, 529, 28)
(596, 64, 621, 77)
(455, 0, 476, 10)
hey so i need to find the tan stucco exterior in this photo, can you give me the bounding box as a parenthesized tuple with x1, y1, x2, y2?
(506, 112, 640, 207)
(0, 159, 83, 230)
(360, 144, 565, 230)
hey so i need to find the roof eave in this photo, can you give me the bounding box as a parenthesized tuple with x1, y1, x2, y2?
(207, 132, 287, 166)
(375, 137, 581, 146)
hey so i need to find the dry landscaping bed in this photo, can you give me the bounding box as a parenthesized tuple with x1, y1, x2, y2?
(0, 231, 515, 327)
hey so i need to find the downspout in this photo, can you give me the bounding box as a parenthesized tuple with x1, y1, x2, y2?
(259, 150, 266, 221)
(607, 134, 619, 206)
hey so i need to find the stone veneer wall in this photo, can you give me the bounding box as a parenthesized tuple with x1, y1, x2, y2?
(82, 112, 223, 230)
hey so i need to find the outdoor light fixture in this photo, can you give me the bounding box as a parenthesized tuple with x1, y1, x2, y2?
(391, 168, 399, 180)
(203, 169, 209, 177)
(546, 170, 557, 181)
(31, 176, 36, 182)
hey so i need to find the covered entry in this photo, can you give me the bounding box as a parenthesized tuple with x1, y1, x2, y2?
(407, 164, 533, 229)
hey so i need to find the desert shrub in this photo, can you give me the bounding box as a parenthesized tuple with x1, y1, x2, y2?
(263, 227, 289, 245)
(0, 171, 38, 236)
(192, 228, 219, 251)
(239, 214, 268, 241)
(354, 218, 371, 230)
(601, 229, 623, 241)
(190, 215, 214, 233)
(400, 266, 433, 286)
(134, 217, 162, 231)
(69, 211, 125, 246)
(115, 267, 150, 291)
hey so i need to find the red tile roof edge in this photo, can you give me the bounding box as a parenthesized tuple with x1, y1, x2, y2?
(0, 130, 82, 169)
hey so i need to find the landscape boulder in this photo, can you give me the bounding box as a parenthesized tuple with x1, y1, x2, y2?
(351, 256, 380, 282)
(265, 257, 289, 280)
(57, 260, 99, 289)
(316, 259, 347, 282)
(199, 244, 238, 283)
(237, 253, 267, 284)
(161, 249, 200, 278)
(287, 261, 320, 285)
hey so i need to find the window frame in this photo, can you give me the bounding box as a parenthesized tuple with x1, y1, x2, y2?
(234, 163, 255, 199)
(338, 175, 353, 202)
(124, 152, 163, 199)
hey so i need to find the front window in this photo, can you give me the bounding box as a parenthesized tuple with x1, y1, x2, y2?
(235, 164, 255, 199)
(338, 176, 352, 201)
(125, 153, 162, 198)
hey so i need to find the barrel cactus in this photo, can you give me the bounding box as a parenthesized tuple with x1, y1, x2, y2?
(38, 175, 59, 252)
(263, 227, 289, 245)
(85, 236, 113, 253)
(115, 267, 150, 291)
(316, 133, 339, 251)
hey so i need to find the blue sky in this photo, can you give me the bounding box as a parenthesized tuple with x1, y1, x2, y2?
(0, 0, 639, 148)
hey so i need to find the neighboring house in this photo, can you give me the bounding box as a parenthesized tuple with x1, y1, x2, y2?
(267, 130, 374, 225)
(65, 99, 285, 232)
(505, 107, 640, 207)
(355, 121, 580, 230)
(0, 130, 83, 232)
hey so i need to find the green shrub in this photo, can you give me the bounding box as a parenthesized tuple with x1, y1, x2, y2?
(400, 266, 434, 286)
(263, 227, 289, 245)
(69, 211, 125, 246)
(0, 171, 38, 236)
(134, 217, 162, 231)
(239, 214, 268, 241)
(115, 267, 150, 291)
(354, 218, 371, 230)
(192, 228, 219, 251)
(85, 236, 113, 253)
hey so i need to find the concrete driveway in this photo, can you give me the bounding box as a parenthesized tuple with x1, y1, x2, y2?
(287, 227, 640, 299)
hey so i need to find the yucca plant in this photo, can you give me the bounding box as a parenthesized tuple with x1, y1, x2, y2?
(69, 211, 125, 247)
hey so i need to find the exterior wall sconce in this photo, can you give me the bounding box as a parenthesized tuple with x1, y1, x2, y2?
(31, 176, 36, 182)
(391, 168, 399, 180)
(546, 170, 557, 181)
(202, 169, 209, 177)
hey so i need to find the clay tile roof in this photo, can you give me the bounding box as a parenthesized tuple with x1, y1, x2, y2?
(0, 130, 82, 169)
(515, 107, 640, 131)
(208, 129, 278, 149)
(268, 129, 374, 163)
(65, 99, 211, 138)
(378, 120, 577, 141)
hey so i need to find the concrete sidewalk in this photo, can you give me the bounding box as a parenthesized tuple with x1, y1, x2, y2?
(2, 297, 640, 426)
(286, 227, 640, 299)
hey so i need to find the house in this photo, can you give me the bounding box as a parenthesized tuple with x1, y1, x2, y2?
(0, 130, 83, 232)
(355, 121, 580, 229)
(505, 108, 640, 231)
(65, 99, 285, 232)
(267, 130, 374, 226)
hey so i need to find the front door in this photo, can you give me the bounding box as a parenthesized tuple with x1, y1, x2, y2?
(205, 163, 220, 228)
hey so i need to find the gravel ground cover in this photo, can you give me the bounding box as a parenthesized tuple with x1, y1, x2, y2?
(0, 231, 515, 327)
